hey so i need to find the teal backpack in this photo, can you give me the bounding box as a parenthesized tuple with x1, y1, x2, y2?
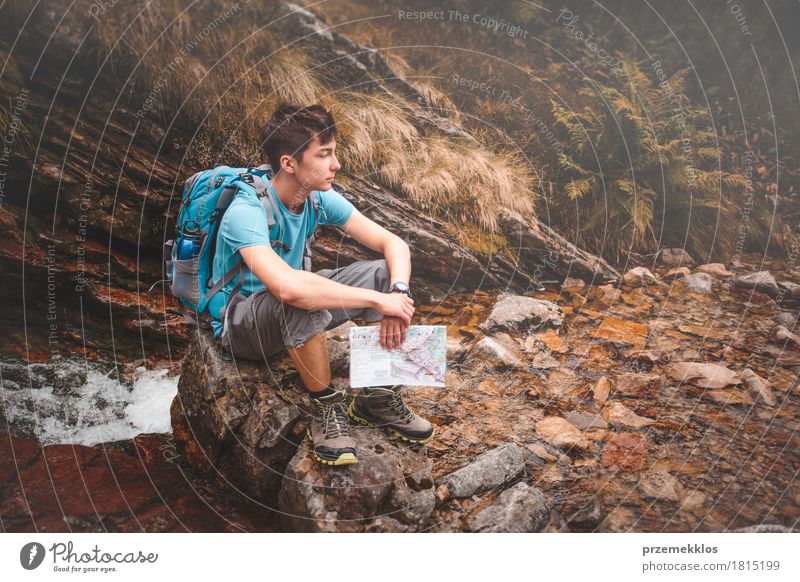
(162, 164, 321, 325)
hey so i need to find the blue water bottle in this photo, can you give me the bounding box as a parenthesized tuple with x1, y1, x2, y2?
(178, 224, 202, 260)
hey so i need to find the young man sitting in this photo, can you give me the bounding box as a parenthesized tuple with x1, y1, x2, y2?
(208, 104, 435, 466)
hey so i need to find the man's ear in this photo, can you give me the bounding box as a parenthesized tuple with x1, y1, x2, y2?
(279, 153, 296, 175)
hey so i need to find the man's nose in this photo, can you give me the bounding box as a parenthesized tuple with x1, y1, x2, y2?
(331, 155, 341, 172)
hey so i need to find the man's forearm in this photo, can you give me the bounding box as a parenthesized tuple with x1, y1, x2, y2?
(384, 237, 412, 286)
(281, 238, 410, 311)
(284, 270, 382, 311)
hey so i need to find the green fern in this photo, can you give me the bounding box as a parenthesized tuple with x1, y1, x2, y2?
(550, 59, 755, 261)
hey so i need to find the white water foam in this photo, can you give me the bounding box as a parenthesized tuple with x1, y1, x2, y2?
(1, 360, 178, 446)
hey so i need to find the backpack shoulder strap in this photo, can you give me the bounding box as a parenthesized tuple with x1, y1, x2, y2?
(260, 186, 279, 231)
(308, 190, 322, 240)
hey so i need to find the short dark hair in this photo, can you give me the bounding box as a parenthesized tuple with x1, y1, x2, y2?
(260, 104, 337, 173)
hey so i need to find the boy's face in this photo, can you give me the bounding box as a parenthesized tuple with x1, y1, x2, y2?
(290, 134, 341, 192)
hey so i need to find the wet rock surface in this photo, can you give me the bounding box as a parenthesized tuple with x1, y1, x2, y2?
(0, 430, 278, 532)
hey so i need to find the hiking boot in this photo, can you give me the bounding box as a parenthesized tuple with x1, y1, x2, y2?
(307, 390, 358, 466)
(349, 385, 435, 444)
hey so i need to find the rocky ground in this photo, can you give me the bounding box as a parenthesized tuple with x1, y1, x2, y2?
(5, 253, 795, 532)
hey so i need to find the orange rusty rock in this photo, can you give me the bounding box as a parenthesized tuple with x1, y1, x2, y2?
(602, 432, 648, 471)
(678, 324, 730, 342)
(593, 376, 611, 405)
(536, 329, 569, 354)
(591, 317, 648, 348)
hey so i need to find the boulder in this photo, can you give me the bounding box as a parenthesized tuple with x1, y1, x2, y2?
(173, 330, 436, 526)
(278, 428, 435, 532)
(684, 272, 713, 294)
(659, 248, 695, 267)
(439, 443, 525, 499)
(622, 267, 657, 287)
(171, 330, 307, 504)
(734, 271, 780, 296)
(466, 482, 550, 532)
(479, 295, 563, 334)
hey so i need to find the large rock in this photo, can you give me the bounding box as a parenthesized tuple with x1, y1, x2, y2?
(684, 272, 713, 294)
(659, 248, 695, 267)
(439, 443, 525, 499)
(278, 428, 435, 532)
(174, 330, 440, 531)
(734, 271, 780, 296)
(171, 330, 307, 504)
(480, 295, 564, 334)
(466, 482, 550, 532)
(622, 267, 657, 287)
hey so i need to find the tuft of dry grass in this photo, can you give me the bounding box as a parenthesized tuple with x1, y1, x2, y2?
(329, 91, 533, 230)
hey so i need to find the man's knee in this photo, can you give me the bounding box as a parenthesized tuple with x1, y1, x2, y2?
(276, 303, 333, 348)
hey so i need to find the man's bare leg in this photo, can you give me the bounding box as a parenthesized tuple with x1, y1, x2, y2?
(288, 321, 381, 393)
(286, 330, 331, 393)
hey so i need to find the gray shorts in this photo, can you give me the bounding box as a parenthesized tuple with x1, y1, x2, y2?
(219, 259, 391, 360)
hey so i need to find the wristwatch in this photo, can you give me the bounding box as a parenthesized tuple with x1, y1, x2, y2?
(390, 281, 412, 298)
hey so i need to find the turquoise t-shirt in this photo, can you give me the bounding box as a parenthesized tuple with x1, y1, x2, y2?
(209, 182, 355, 337)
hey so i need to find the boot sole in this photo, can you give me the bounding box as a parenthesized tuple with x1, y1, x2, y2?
(306, 428, 358, 466)
(348, 401, 435, 445)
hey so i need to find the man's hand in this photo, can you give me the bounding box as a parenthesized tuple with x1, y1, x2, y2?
(379, 315, 408, 351)
(375, 291, 414, 325)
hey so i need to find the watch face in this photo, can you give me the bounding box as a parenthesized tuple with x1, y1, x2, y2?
(392, 282, 410, 293)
